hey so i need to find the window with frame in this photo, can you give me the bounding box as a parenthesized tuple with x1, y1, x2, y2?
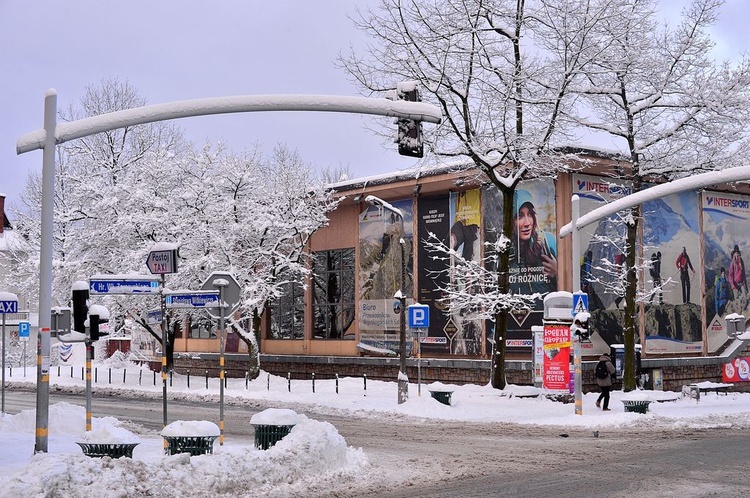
(269, 274, 305, 339)
(313, 248, 355, 339)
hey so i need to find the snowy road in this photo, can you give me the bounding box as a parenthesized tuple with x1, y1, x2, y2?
(5, 388, 749, 497)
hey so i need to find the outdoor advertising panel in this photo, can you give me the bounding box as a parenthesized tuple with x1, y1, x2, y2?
(358, 198, 414, 352)
(702, 190, 750, 352)
(642, 188, 703, 353)
(483, 178, 557, 350)
(542, 323, 571, 392)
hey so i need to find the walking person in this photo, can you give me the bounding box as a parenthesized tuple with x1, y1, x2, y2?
(675, 247, 695, 303)
(595, 353, 616, 411)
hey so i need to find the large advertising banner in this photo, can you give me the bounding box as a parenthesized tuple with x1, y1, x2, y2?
(572, 174, 631, 351)
(702, 191, 750, 352)
(448, 190, 484, 355)
(417, 195, 451, 355)
(542, 323, 571, 392)
(483, 179, 557, 349)
(358, 198, 414, 352)
(642, 189, 703, 353)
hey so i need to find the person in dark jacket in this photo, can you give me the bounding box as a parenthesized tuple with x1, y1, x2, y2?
(595, 353, 616, 411)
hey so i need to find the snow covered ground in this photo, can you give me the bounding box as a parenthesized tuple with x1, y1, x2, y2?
(1, 358, 749, 497)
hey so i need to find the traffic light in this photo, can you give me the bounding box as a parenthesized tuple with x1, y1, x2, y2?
(396, 85, 424, 158)
(88, 304, 110, 342)
(572, 312, 591, 343)
(71, 283, 89, 334)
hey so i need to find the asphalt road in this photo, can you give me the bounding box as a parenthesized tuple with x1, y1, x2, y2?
(4, 387, 749, 497)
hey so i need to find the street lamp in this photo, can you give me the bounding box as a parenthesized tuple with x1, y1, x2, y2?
(365, 195, 409, 404)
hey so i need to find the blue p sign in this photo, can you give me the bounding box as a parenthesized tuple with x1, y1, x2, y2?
(408, 304, 430, 328)
(18, 321, 30, 339)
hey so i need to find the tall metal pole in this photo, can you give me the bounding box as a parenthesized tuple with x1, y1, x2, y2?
(2, 314, 6, 413)
(216, 280, 227, 445)
(161, 274, 168, 427)
(85, 339, 92, 431)
(35, 90, 56, 454)
(398, 220, 409, 404)
(572, 195, 583, 415)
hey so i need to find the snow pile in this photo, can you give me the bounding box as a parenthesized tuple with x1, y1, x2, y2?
(250, 408, 300, 426)
(1, 405, 368, 498)
(79, 425, 140, 444)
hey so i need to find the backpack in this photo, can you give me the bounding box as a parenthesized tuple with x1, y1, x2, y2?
(594, 360, 609, 380)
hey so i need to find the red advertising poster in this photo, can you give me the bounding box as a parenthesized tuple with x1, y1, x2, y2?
(542, 323, 571, 392)
(722, 357, 750, 383)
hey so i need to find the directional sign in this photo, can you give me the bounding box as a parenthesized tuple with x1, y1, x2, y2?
(408, 304, 430, 328)
(143, 308, 163, 325)
(165, 290, 220, 309)
(18, 321, 30, 341)
(146, 248, 178, 275)
(90, 277, 161, 295)
(572, 292, 589, 315)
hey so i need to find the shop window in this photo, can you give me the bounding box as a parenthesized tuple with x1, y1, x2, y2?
(189, 317, 216, 339)
(269, 276, 305, 339)
(313, 248, 355, 339)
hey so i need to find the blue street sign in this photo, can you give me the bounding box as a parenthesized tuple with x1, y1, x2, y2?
(572, 292, 589, 315)
(165, 291, 220, 309)
(90, 278, 160, 294)
(18, 321, 30, 340)
(408, 304, 430, 328)
(0, 300, 18, 314)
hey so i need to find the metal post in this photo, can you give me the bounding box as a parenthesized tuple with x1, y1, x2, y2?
(572, 195, 583, 415)
(2, 314, 5, 413)
(398, 228, 408, 404)
(417, 331, 422, 397)
(160, 274, 168, 427)
(35, 90, 57, 454)
(85, 340, 92, 431)
(216, 280, 227, 446)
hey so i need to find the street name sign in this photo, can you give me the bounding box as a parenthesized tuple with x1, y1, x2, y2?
(165, 290, 220, 309)
(90, 277, 161, 295)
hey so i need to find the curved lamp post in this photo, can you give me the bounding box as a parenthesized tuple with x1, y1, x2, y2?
(365, 195, 409, 404)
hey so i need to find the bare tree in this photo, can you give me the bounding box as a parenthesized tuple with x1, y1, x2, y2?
(342, 0, 617, 388)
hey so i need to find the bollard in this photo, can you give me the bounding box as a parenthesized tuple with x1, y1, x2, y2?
(153, 370, 157, 386)
(81, 367, 84, 380)
(267, 373, 270, 391)
(123, 369, 126, 384)
(288, 372, 291, 392)
(170, 371, 173, 387)
(139, 369, 142, 386)
(71, 366, 74, 377)
(187, 371, 190, 389)
(95, 368, 98, 383)
(224, 375, 227, 389)
(205, 370, 209, 389)
(246, 371, 249, 390)
(109, 368, 112, 384)
(57, 366, 60, 376)
(336, 373, 339, 394)
(364, 374, 367, 396)
(8, 367, 11, 377)
(312, 373, 316, 393)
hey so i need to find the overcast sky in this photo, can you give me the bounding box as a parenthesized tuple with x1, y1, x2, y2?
(1, 0, 749, 208)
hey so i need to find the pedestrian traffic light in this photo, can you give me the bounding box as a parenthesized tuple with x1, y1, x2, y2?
(88, 304, 110, 342)
(71, 282, 89, 334)
(396, 85, 424, 158)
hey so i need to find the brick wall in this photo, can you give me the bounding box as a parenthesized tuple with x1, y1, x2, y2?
(170, 352, 750, 393)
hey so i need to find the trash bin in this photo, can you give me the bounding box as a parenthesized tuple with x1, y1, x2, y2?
(429, 390, 453, 406)
(76, 442, 139, 458)
(250, 408, 299, 450)
(163, 435, 218, 456)
(160, 420, 220, 456)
